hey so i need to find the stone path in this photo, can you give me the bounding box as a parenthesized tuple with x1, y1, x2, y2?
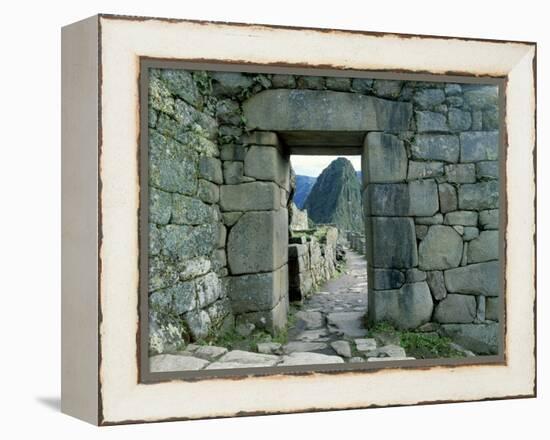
(150, 248, 414, 372)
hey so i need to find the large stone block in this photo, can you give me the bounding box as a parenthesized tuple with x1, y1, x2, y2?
(243, 89, 412, 132)
(408, 180, 439, 216)
(407, 161, 444, 180)
(448, 108, 472, 131)
(160, 223, 217, 260)
(462, 85, 499, 110)
(434, 294, 477, 323)
(367, 180, 438, 216)
(458, 181, 499, 210)
(468, 230, 499, 263)
(371, 282, 434, 329)
(476, 161, 499, 179)
(444, 210, 478, 226)
(415, 111, 449, 132)
(371, 217, 418, 268)
(444, 261, 499, 296)
(219, 182, 280, 211)
(235, 295, 289, 332)
(411, 134, 460, 163)
(418, 225, 463, 270)
(171, 193, 215, 225)
(486, 297, 500, 321)
(479, 209, 499, 230)
(149, 188, 172, 225)
(460, 131, 499, 162)
(438, 183, 457, 213)
(227, 265, 288, 313)
(445, 164, 476, 183)
(198, 156, 223, 184)
(426, 270, 447, 300)
(413, 88, 446, 109)
(440, 323, 499, 354)
(227, 209, 288, 274)
(364, 133, 408, 183)
(373, 269, 405, 290)
(244, 146, 289, 189)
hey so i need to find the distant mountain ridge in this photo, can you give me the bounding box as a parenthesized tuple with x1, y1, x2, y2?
(293, 175, 317, 208)
(302, 158, 363, 232)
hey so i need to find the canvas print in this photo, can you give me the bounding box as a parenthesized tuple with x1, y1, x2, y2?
(145, 68, 501, 374)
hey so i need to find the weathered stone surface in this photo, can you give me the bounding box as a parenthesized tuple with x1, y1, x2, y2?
(419, 225, 463, 270)
(367, 184, 408, 216)
(330, 340, 352, 358)
(438, 183, 458, 213)
(195, 272, 222, 308)
(426, 270, 447, 300)
(463, 227, 480, 241)
(171, 193, 214, 225)
(222, 211, 243, 226)
(185, 309, 212, 340)
(365, 133, 408, 183)
(297, 75, 325, 89)
(406, 268, 427, 283)
(486, 297, 500, 321)
(444, 261, 499, 296)
(327, 311, 368, 337)
(355, 338, 377, 352)
(160, 223, 217, 260)
(159, 69, 202, 107)
(227, 266, 288, 313)
(366, 344, 407, 358)
(414, 213, 443, 225)
(448, 108, 472, 131)
(241, 131, 279, 146)
(408, 180, 439, 216)
(223, 161, 244, 185)
(407, 161, 444, 180)
(411, 134, 460, 163)
(283, 341, 328, 354)
(476, 161, 499, 179)
(220, 144, 247, 161)
(149, 130, 198, 195)
(444, 210, 478, 226)
(325, 77, 351, 91)
(373, 269, 405, 290)
(479, 209, 499, 229)
(462, 85, 499, 110)
(211, 72, 254, 96)
(243, 89, 412, 132)
(257, 342, 283, 355)
(460, 131, 499, 162)
(150, 354, 208, 372)
(415, 111, 449, 132)
(476, 295, 486, 321)
(371, 217, 418, 268)
(434, 294, 477, 323)
(373, 80, 403, 98)
(227, 209, 288, 274)
(413, 88, 446, 109)
(220, 182, 280, 211)
(445, 164, 476, 183)
(440, 323, 498, 354)
(415, 225, 429, 240)
(351, 78, 374, 93)
(271, 74, 296, 88)
(372, 282, 434, 329)
(192, 345, 228, 361)
(244, 146, 289, 188)
(149, 188, 172, 225)
(453, 225, 464, 235)
(295, 310, 324, 329)
(468, 230, 499, 263)
(198, 156, 223, 184)
(214, 350, 279, 366)
(236, 295, 289, 332)
(483, 108, 500, 130)
(149, 75, 175, 115)
(278, 352, 345, 366)
(197, 179, 219, 204)
(471, 111, 483, 130)
(458, 181, 499, 210)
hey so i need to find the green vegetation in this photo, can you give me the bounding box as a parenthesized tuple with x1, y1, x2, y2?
(368, 321, 466, 359)
(198, 304, 300, 352)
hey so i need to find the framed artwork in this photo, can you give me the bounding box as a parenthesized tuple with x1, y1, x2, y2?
(61, 14, 536, 425)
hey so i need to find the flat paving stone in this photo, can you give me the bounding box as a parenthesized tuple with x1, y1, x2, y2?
(327, 312, 368, 337)
(217, 350, 279, 366)
(283, 341, 328, 354)
(192, 345, 228, 361)
(331, 340, 352, 358)
(278, 352, 345, 366)
(355, 338, 377, 352)
(294, 310, 324, 329)
(150, 354, 209, 372)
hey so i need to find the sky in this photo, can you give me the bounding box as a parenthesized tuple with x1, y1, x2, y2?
(290, 155, 362, 177)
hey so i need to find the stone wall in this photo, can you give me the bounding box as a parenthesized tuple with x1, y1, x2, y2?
(147, 69, 233, 355)
(289, 226, 340, 302)
(363, 82, 500, 354)
(147, 68, 501, 356)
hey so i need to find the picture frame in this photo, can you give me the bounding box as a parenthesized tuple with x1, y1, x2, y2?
(61, 14, 536, 425)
